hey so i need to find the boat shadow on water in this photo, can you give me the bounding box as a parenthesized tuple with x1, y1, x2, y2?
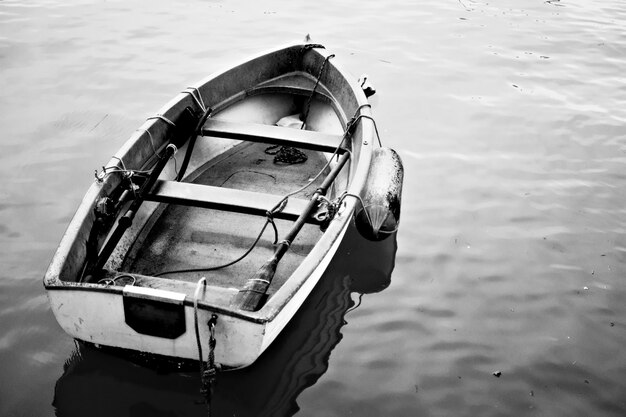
(52, 224, 397, 417)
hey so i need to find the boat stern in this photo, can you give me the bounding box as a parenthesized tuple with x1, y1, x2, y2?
(46, 283, 267, 369)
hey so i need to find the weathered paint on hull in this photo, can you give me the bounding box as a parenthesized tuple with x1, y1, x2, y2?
(46, 289, 265, 368)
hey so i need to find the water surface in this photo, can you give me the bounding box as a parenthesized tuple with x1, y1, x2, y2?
(1, 0, 625, 416)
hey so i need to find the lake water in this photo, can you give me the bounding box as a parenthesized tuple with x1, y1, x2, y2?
(1, 0, 625, 416)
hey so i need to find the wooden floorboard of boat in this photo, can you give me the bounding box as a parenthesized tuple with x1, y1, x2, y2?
(123, 141, 328, 294)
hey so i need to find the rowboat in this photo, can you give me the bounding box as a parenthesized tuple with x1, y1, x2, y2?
(44, 42, 403, 369)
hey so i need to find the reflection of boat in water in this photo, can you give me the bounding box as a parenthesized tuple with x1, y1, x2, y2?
(53, 225, 397, 417)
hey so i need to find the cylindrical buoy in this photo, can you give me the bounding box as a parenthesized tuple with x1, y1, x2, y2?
(354, 147, 404, 241)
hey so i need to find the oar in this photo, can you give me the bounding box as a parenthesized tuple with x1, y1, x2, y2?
(233, 152, 350, 311)
(84, 108, 198, 280)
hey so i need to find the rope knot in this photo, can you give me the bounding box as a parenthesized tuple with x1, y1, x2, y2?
(314, 195, 341, 230)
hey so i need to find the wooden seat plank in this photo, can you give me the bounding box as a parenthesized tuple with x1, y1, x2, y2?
(145, 180, 322, 224)
(200, 119, 347, 154)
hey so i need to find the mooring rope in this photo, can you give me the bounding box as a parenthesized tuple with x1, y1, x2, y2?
(202, 315, 218, 417)
(194, 277, 207, 369)
(300, 43, 326, 54)
(301, 53, 335, 129)
(193, 278, 219, 417)
(262, 51, 334, 165)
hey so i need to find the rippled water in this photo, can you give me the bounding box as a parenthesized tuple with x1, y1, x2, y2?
(1, 0, 626, 416)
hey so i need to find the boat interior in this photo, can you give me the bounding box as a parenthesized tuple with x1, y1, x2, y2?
(88, 81, 354, 305)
